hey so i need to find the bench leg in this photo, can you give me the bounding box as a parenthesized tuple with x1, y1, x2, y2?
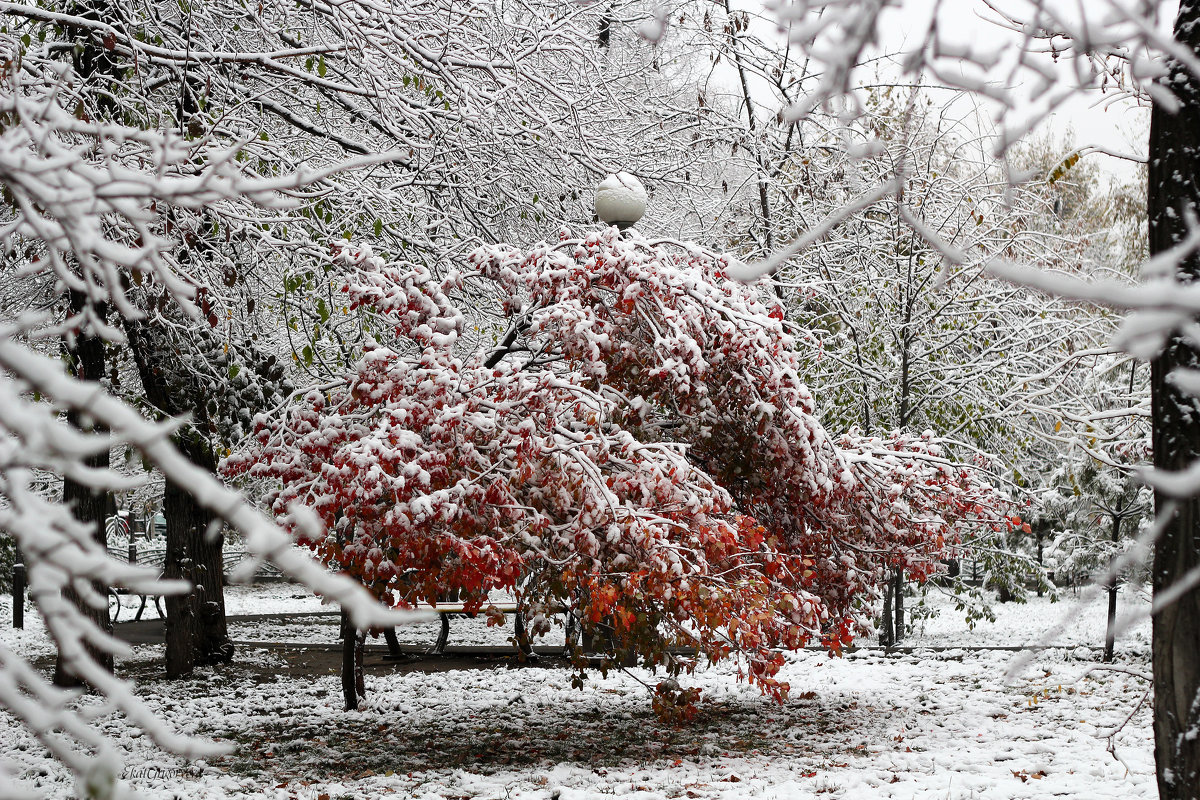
(514, 610, 537, 659)
(134, 594, 149, 622)
(341, 611, 365, 710)
(153, 596, 163, 619)
(564, 611, 580, 656)
(109, 590, 122, 624)
(383, 626, 402, 658)
(432, 615, 450, 654)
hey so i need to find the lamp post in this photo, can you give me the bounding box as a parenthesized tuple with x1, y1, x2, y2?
(12, 562, 25, 629)
(595, 172, 646, 230)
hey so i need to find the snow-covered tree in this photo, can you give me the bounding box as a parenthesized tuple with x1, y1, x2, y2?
(227, 228, 1014, 710)
(765, 92, 1092, 639)
(1043, 449, 1151, 661)
(0, 0, 636, 789)
(0, 92, 418, 798)
(736, 2, 1196, 794)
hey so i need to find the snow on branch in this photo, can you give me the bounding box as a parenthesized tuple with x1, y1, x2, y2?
(0, 85, 405, 333)
(731, 178, 899, 281)
(0, 57, 422, 798)
(766, 0, 1178, 142)
(228, 231, 1014, 704)
(0, 330, 428, 798)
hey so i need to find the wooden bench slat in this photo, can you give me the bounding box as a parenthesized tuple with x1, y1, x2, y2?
(414, 602, 519, 614)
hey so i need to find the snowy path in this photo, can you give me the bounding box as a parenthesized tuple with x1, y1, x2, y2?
(0, 645, 1154, 799)
(0, 585, 1156, 799)
(113, 581, 1159, 653)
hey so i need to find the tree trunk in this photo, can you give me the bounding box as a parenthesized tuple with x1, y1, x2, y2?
(341, 610, 365, 710)
(1104, 515, 1121, 664)
(892, 568, 905, 644)
(996, 582, 1015, 603)
(53, 291, 113, 687)
(355, 629, 366, 698)
(880, 577, 894, 648)
(721, 0, 773, 260)
(1035, 522, 1047, 597)
(125, 319, 233, 676)
(161, 479, 198, 678)
(174, 434, 232, 667)
(1148, 5, 1200, 794)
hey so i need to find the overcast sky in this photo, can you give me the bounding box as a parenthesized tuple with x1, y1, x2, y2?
(879, 0, 1159, 176)
(717, 1, 1159, 179)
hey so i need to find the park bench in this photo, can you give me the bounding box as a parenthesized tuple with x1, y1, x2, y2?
(104, 511, 288, 623)
(431, 602, 539, 655)
(109, 587, 165, 623)
(106, 541, 167, 623)
(373, 601, 575, 658)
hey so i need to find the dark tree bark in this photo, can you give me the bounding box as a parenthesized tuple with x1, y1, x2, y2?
(51, 0, 122, 690)
(880, 577, 894, 647)
(340, 610, 365, 710)
(170, 431, 232, 668)
(160, 473, 198, 678)
(1104, 515, 1121, 664)
(1035, 523, 1046, 598)
(1148, 4, 1200, 795)
(125, 319, 233, 676)
(892, 568, 905, 644)
(995, 582, 1015, 604)
(53, 289, 113, 687)
(596, 4, 612, 49)
(68, 0, 124, 120)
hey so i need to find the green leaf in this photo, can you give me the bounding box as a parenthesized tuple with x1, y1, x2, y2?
(302, 345, 313, 366)
(228, 364, 240, 380)
(374, 218, 383, 237)
(317, 55, 327, 78)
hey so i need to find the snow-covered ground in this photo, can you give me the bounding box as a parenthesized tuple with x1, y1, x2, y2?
(113, 581, 332, 622)
(221, 582, 1154, 653)
(0, 583, 1156, 799)
(10, 579, 1150, 652)
(905, 583, 1152, 651)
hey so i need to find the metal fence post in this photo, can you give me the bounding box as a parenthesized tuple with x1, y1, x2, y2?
(12, 562, 25, 629)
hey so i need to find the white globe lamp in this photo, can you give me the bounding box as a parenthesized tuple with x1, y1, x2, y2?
(595, 172, 647, 230)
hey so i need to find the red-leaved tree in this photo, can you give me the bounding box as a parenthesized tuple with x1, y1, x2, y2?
(225, 228, 1012, 706)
